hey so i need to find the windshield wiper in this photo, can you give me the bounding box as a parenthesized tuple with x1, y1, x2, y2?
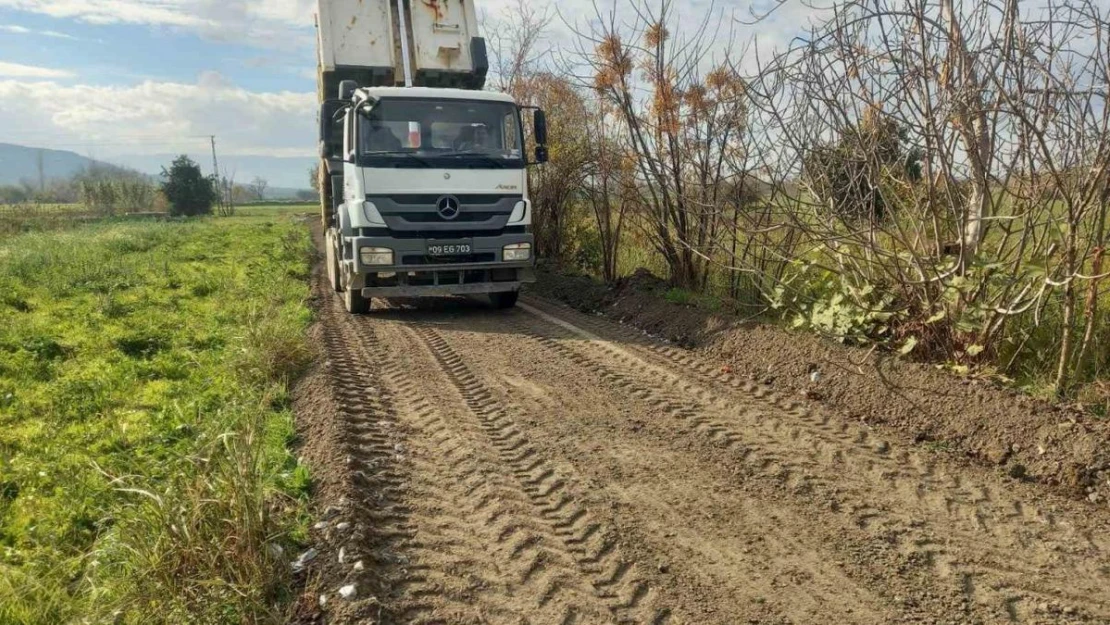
(437, 151, 511, 168)
(363, 151, 432, 167)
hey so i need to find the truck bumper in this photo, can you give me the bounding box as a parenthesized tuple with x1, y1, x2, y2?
(350, 233, 535, 298)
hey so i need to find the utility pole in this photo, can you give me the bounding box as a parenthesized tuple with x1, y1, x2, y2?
(209, 135, 220, 181)
(209, 135, 228, 213)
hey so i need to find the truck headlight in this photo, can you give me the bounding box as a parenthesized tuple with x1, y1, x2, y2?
(362, 201, 385, 225)
(360, 247, 393, 265)
(507, 200, 529, 224)
(503, 242, 531, 262)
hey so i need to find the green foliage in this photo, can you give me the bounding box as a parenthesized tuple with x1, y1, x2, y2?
(0, 216, 313, 624)
(664, 287, 723, 311)
(80, 178, 155, 216)
(664, 287, 695, 306)
(0, 185, 31, 204)
(569, 211, 604, 274)
(803, 112, 922, 222)
(772, 262, 897, 344)
(160, 156, 216, 217)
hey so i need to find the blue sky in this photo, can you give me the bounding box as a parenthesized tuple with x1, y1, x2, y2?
(0, 7, 314, 90)
(0, 0, 325, 176)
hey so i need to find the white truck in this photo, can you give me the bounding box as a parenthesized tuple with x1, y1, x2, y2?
(315, 0, 548, 313)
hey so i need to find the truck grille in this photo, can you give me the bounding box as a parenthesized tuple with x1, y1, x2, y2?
(402, 253, 496, 265)
(356, 227, 527, 238)
(398, 212, 499, 224)
(390, 194, 511, 205)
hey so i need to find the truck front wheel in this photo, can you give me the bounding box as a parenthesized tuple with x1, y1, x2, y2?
(344, 286, 371, 314)
(490, 290, 519, 309)
(325, 230, 342, 292)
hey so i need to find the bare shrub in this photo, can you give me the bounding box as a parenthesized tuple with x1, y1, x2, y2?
(744, 0, 1110, 392)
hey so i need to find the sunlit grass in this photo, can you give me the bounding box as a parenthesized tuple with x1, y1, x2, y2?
(0, 214, 314, 624)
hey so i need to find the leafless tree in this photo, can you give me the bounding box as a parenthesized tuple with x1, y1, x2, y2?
(581, 99, 633, 283)
(484, 0, 554, 96)
(248, 176, 268, 202)
(564, 0, 750, 289)
(217, 170, 237, 217)
(742, 0, 1110, 393)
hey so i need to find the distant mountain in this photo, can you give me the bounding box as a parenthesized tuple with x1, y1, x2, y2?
(0, 143, 315, 195)
(0, 143, 118, 186)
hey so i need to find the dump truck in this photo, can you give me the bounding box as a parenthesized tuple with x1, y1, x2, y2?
(315, 0, 548, 313)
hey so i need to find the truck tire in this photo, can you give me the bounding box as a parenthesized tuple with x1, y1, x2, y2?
(490, 290, 519, 309)
(344, 286, 371, 314)
(325, 231, 342, 292)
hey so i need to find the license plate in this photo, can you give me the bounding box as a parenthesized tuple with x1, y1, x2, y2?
(426, 241, 472, 256)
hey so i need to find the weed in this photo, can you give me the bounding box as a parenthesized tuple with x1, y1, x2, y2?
(664, 287, 724, 312)
(665, 287, 695, 306)
(0, 215, 313, 624)
(923, 440, 953, 453)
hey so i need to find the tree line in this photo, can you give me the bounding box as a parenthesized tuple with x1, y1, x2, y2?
(1, 155, 316, 216)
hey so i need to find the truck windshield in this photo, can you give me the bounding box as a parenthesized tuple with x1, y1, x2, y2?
(358, 98, 524, 169)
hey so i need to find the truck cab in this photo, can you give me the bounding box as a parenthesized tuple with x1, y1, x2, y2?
(316, 0, 547, 313)
(322, 85, 547, 312)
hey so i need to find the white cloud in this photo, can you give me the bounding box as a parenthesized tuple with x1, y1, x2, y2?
(479, 0, 817, 78)
(0, 74, 315, 158)
(0, 0, 210, 28)
(0, 0, 316, 47)
(1, 0, 808, 59)
(0, 61, 74, 78)
(0, 24, 78, 39)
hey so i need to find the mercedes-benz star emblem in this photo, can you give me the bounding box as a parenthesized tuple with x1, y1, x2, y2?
(436, 195, 461, 220)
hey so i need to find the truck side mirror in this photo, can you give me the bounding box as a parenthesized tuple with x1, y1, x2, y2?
(535, 145, 549, 164)
(533, 109, 548, 146)
(338, 80, 358, 100)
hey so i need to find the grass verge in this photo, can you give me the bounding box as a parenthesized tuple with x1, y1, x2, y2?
(0, 214, 314, 624)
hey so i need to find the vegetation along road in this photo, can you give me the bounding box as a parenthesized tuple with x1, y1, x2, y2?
(0, 207, 315, 623)
(296, 226, 1110, 625)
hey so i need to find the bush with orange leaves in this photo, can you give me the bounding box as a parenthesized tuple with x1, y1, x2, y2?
(579, 3, 754, 289)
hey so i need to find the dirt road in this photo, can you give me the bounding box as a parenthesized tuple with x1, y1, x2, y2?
(298, 262, 1110, 625)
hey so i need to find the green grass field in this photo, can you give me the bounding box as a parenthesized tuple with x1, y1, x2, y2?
(233, 202, 316, 218)
(0, 212, 314, 623)
(0, 202, 317, 241)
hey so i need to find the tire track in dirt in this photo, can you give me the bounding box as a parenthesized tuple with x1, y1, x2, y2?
(316, 294, 420, 623)
(342, 315, 523, 624)
(518, 297, 1109, 547)
(402, 319, 673, 625)
(421, 312, 904, 624)
(320, 292, 611, 624)
(502, 298, 1110, 623)
(321, 294, 484, 624)
(364, 314, 622, 624)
